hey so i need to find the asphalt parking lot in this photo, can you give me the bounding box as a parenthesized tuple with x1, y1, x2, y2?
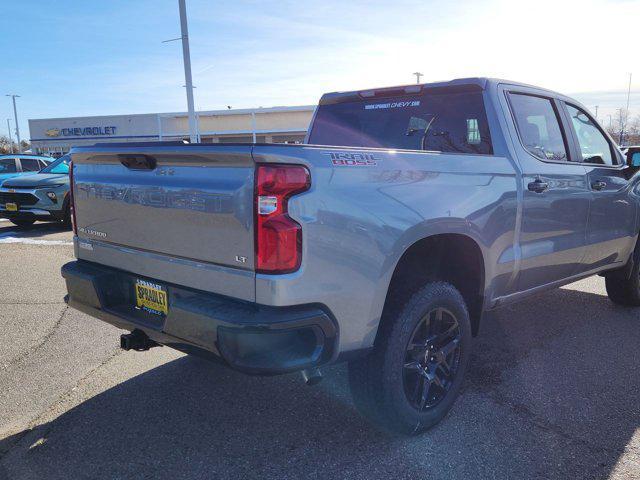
(1, 221, 640, 480)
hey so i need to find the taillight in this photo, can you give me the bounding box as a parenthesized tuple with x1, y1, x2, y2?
(255, 164, 310, 274)
(68, 160, 77, 235)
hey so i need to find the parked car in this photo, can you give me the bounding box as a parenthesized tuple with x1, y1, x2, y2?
(622, 146, 640, 164)
(0, 154, 52, 183)
(62, 78, 640, 435)
(0, 154, 71, 228)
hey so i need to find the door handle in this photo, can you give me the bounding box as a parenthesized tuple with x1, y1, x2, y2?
(118, 154, 157, 170)
(591, 180, 607, 191)
(527, 179, 549, 193)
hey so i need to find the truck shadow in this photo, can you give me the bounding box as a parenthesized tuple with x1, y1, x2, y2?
(2, 282, 639, 479)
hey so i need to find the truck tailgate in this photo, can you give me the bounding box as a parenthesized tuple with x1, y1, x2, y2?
(71, 144, 255, 299)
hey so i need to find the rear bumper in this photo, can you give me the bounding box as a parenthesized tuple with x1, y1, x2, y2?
(61, 260, 338, 375)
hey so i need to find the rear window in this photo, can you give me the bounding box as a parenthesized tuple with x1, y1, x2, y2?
(308, 91, 493, 154)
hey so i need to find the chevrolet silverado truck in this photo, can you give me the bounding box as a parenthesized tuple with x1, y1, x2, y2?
(62, 78, 640, 435)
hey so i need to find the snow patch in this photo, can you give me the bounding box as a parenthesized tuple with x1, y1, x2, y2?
(0, 236, 72, 246)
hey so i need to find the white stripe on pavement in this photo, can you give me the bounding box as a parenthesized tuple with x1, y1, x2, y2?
(0, 236, 73, 246)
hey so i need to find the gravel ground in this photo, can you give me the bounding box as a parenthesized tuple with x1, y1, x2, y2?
(1, 221, 639, 479)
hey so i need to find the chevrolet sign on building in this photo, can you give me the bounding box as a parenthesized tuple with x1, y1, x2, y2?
(29, 106, 314, 156)
(44, 126, 117, 137)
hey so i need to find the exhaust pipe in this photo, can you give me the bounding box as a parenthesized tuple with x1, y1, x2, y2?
(301, 367, 323, 386)
(120, 329, 160, 352)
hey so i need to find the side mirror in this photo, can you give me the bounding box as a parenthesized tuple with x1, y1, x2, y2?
(632, 152, 640, 167)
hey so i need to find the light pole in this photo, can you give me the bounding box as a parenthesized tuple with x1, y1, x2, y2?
(594, 105, 599, 121)
(6, 118, 13, 153)
(413, 72, 424, 84)
(6, 94, 21, 152)
(179, 0, 197, 143)
(620, 73, 632, 145)
(163, 0, 198, 143)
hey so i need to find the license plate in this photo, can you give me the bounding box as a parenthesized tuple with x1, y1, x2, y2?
(134, 279, 168, 315)
(5, 203, 17, 212)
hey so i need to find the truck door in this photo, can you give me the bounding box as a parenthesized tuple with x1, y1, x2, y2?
(505, 91, 591, 291)
(561, 102, 637, 269)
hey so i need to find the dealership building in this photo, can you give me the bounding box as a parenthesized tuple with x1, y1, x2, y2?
(28, 105, 315, 156)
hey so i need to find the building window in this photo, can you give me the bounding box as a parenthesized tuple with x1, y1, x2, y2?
(272, 135, 305, 144)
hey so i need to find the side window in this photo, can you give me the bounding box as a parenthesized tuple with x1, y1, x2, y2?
(566, 104, 615, 166)
(0, 158, 17, 173)
(509, 93, 569, 162)
(20, 158, 41, 172)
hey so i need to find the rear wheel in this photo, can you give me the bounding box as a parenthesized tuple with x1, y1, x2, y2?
(605, 242, 640, 306)
(348, 281, 471, 435)
(10, 218, 35, 228)
(61, 203, 72, 230)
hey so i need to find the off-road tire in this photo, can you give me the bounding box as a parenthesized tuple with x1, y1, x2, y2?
(348, 281, 472, 435)
(605, 241, 640, 306)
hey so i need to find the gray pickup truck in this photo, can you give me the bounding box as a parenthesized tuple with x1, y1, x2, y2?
(62, 78, 640, 435)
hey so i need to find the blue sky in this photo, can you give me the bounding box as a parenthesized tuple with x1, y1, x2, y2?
(1, 0, 638, 140)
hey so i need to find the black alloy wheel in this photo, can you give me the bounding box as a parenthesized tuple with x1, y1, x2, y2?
(403, 307, 462, 411)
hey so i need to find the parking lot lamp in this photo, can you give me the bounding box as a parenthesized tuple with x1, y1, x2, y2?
(6, 118, 13, 153)
(179, 0, 198, 143)
(163, 1, 198, 143)
(620, 73, 632, 145)
(5, 94, 21, 153)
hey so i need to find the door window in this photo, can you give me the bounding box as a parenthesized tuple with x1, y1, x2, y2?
(566, 104, 615, 166)
(20, 158, 41, 172)
(509, 93, 569, 162)
(0, 158, 17, 173)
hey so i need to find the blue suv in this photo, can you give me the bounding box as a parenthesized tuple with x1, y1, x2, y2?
(0, 154, 70, 228)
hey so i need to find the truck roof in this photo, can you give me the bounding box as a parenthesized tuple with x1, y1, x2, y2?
(319, 77, 564, 105)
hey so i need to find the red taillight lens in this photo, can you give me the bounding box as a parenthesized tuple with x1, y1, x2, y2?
(69, 160, 77, 235)
(255, 164, 310, 274)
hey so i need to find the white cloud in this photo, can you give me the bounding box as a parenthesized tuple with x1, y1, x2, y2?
(184, 0, 639, 116)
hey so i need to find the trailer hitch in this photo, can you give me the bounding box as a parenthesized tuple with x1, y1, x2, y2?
(120, 329, 160, 352)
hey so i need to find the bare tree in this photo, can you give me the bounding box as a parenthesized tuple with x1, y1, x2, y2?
(626, 115, 640, 145)
(0, 135, 26, 154)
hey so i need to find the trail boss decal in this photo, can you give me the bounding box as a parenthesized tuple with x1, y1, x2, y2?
(327, 152, 379, 167)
